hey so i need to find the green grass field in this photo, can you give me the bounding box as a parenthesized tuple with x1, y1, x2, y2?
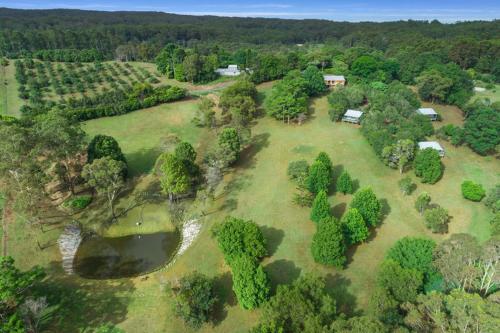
(472, 84, 500, 103)
(4, 83, 499, 332)
(0, 61, 23, 117)
(83, 98, 207, 176)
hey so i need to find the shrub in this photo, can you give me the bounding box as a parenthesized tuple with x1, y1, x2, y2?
(337, 170, 354, 194)
(484, 185, 500, 213)
(341, 208, 369, 244)
(424, 206, 450, 233)
(414, 148, 443, 184)
(172, 272, 217, 329)
(398, 176, 414, 195)
(350, 187, 381, 227)
(415, 192, 431, 215)
(212, 216, 267, 264)
(310, 190, 331, 223)
(311, 217, 346, 267)
(64, 195, 92, 209)
(287, 160, 309, 182)
(461, 180, 486, 202)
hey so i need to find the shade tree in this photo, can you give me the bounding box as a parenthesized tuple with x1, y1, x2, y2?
(413, 148, 443, 184)
(82, 157, 127, 219)
(212, 216, 267, 264)
(310, 190, 331, 223)
(156, 153, 191, 201)
(307, 161, 331, 194)
(341, 208, 369, 244)
(251, 274, 336, 333)
(336, 170, 354, 195)
(231, 255, 270, 310)
(311, 216, 346, 267)
(171, 272, 217, 329)
(386, 237, 437, 285)
(350, 187, 382, 227)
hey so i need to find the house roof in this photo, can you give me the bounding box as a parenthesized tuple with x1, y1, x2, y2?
(228, 65, 238, 70)
(344, 109, 363, 118)
(418, 141, 444, 151)
(417, 108, 437, 115)
(324, 75, 345, 81)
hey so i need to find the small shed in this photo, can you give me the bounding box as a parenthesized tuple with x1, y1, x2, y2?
(215, 65, 241, 76)
(417, 108, 438, 121)
(342, 109, 363, 124)
(324, 75, 345, 87)
(418, 141, 445, 157)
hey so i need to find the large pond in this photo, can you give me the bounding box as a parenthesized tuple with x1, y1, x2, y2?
(74, 230, 180, 279)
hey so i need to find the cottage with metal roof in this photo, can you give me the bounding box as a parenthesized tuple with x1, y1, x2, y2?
(215, 65, 241, 76)
(418, 141, 445, 157)
(416, 108, 438, 121)
(342, 109, 363, 124)
(324, 75, 345, 87)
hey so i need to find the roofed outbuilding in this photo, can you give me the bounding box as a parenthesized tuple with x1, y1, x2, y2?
(416, 108, 438, 121)
(342, 109, 363, 124)
(418, 141, 445, 157)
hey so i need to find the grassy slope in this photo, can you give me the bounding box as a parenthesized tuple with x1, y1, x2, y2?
(1, 61, 23, 116)
(6, 85, 499, 333)
(83, 99, 203, 176)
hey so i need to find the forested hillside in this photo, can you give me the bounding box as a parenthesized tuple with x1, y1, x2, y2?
(1, 8, 499, 60)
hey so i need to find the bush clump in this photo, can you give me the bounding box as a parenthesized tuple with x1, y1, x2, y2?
(64, 195, 92, 209)
(461, 180, 486, 202)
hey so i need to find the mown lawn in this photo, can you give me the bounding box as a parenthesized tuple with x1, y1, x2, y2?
(5, 84, 499, 333)
(83, 98, 206, 176)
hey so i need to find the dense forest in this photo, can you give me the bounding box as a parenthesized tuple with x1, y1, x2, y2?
(1, 8, 499, 61)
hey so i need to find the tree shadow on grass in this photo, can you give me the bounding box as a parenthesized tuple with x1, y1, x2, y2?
(332, 202, 347, 219)
(212, 271, 236, 326)
(264, 259, 302, 294)
(126, 147, 161, 177)
(219, 198, 238, 212)
(235, 133, 270, 170)
(379, 198, 391, 223)
(324, 273, 359, 316)
(41, 261, 134, 333)
(260, 226, 285, 256)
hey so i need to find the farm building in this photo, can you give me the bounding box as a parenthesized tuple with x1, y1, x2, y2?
(418, 141, 445, 157)
(342, 109, 363, 124)
(324, 75, 345, 87)
(215, 65, 241, 76)
(416, 108, 438, 121)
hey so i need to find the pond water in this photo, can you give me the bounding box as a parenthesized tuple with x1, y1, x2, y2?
(74, 230, 180, 279)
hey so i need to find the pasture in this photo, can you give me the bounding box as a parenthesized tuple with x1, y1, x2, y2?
(3, 80, 498, 332)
